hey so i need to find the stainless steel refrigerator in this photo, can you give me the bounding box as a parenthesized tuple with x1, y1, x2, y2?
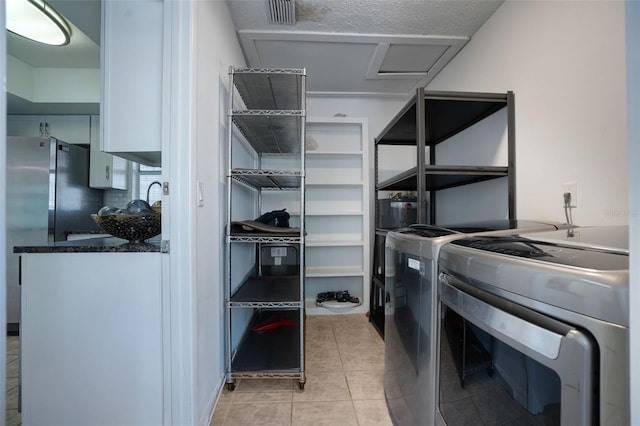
(6, 137, 104, 327)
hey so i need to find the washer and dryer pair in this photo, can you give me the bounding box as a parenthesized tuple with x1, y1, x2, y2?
(384, 221, 629, 425)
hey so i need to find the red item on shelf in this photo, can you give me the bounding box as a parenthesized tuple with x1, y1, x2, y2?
(251, 315, 296, 332)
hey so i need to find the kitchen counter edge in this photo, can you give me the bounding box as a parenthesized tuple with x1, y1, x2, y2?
(14, 237, 161, 253)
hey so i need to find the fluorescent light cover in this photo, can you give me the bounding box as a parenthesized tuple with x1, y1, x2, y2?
(6, 0, 71, 46)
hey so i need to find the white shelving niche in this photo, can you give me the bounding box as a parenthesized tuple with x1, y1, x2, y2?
(303, 116, 370, 315)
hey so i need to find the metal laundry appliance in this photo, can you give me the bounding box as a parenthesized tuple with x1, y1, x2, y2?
(436, 226, 629, 425)
(383, 220, 569, 426)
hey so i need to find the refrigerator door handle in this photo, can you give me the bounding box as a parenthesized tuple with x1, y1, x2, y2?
(18, 256, 22, 286)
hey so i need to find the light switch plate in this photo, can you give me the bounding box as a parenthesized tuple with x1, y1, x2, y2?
(197, 180, 205, 207)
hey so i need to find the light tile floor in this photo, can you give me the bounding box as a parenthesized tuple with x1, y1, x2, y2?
(6, 335, 21, 426)
(4, 315, 390, 426)
(211, 314, 392, 426)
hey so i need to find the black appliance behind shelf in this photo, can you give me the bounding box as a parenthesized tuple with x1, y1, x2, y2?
(370, 277, 385, 338)
(369, 231, 388, 337)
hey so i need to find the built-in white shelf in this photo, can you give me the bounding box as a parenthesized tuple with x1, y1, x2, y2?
(305, 239, 364, 247)
(305, 211, 364, 216)
(306, 266, 364, 277)
(304, 299, 363, 314)
(304, 116, 370, 316)
(307, 151, 363, 156)
(306, 182, 364, 187)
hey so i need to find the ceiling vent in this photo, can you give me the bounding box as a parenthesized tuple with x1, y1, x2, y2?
(268, 0, 296, 25)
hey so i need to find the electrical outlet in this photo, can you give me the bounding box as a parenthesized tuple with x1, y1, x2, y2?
(562, 183, 577, 207)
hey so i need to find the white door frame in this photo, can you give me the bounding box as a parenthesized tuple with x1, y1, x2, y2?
(162, 1, 196, 424)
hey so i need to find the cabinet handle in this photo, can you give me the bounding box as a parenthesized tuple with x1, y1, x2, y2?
(105, 165, 110, 181)
(44, 122, 49, 136)
(39, 122, 44, 137)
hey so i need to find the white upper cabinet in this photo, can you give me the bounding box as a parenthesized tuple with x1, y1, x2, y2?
(101, 0, 164, 166)
(89, 115, 128, 190)
(7, 115, 91, 145)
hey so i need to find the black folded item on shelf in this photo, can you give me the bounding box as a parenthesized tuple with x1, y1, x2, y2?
(255, 208, 290, 227)
(230, 220, 301, 235)
(316, 290, 360, 305)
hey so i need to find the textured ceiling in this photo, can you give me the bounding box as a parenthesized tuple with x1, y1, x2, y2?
(7, 0, 505, 114)
(227, 0, 503, 36)
(226, 0, 504, 96)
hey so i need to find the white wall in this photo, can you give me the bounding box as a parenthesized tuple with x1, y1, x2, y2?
(426, 1, 634, 422)
(192, 2, 246, 424)
(7, 56, 99, 104)
(427, 0, 628, 226)
(307, 96, 407, 142)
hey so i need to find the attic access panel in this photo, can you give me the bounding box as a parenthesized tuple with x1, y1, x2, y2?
(376, 92, 509, 146)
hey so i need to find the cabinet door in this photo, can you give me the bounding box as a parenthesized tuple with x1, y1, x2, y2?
(20, 253, 163, 425)
(8, 115, 91, 144)
(89, 115, 128, 190)
(43, 115, 91, 144)
(7, 115, 44, 137)
(101, 0, 163, 160)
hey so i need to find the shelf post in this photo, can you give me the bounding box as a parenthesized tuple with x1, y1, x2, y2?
(507, 91, 516, 220)
(416, 87, 427, 223)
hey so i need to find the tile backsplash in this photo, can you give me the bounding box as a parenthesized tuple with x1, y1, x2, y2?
(103, 188, 134, 209)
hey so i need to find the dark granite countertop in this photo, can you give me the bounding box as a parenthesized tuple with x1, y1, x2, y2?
(14, 236, 162, 253)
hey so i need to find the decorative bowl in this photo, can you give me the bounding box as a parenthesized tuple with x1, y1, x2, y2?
(92, 213, 161, 243)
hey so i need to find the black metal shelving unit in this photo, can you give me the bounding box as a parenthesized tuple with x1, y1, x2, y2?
(370, 88, 515, 337)
(224, 67, 307, 390)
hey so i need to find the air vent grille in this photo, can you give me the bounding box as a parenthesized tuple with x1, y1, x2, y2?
(268, 0, 296, 25)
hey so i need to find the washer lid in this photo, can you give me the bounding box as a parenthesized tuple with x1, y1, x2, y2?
(393, 224, 459, 238)
(522, 226, 629, 254)
(440, 219, 567, 233)
(439, 226, 629, 326)
(449, 234, 628, 270)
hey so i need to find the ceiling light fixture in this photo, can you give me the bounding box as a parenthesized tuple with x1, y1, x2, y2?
(6, 0, 71, 46)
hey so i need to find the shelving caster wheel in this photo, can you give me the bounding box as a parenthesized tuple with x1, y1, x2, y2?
(298, 380, 306, 390)
(226, 382, 236, 391)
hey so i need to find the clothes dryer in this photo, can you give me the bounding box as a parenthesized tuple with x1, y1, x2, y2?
(383, 220, 570, 425)
(436, 226, 628, 425)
